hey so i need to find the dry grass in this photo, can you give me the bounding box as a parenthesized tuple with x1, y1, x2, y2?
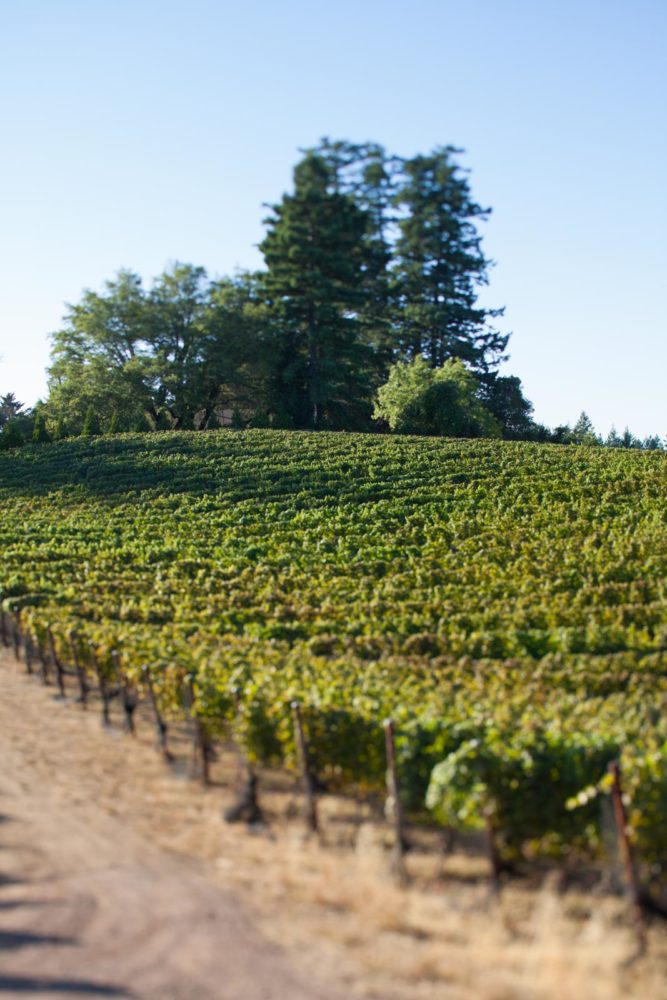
(2, 649, 667, 999)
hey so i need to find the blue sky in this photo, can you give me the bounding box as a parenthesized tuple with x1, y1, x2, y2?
(1, 0, 665, 436)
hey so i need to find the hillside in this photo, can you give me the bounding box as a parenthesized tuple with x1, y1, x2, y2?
(1, 430, 666, 862)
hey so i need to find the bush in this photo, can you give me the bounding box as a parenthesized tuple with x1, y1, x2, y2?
(373, 356, 500, 438)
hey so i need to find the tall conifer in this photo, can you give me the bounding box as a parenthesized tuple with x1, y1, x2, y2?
(260, 153, 373, 428)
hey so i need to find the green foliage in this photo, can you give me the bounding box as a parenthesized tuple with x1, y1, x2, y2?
(81, 404, 101, 436)
(32, 411, 50, 444)
(605, 426, 662, 451)
(260, 152, 374, 429)
(41, 141, 537, 437)
(427, 731, 615, 855)
(392, 147, 507, 373)
(2, 426, 666, 864)
(45, 265, 275, 435)
(52, 417, 68, 440)
(571, 412, 601, 446)
(481, 374, 534, 439)
(0, 393, 25, 428)
(0, 419, 25, 450)
(373, 356, 500, 437)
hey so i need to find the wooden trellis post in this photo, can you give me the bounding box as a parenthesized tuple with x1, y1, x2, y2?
(23, 630, 34, 675)
(48, 628, 66, 696)
(608, 761, 646, 950)
(11, 611, 21, 661)
(224, 686, 262, 825)
(291, 701, 318, 834)
(384, 718, 406, 882)
(143, 665, 171, 761)
(68, 631, 88, 707)
(185, 678, 211, 785)
(485, 812, 502, 895)
(90, 645, 111, 726)
(111, 650, 137, 734)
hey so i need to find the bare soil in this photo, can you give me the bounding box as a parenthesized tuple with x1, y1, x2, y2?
(1, 650, 666, 1000)
(0, 651, 343, 999)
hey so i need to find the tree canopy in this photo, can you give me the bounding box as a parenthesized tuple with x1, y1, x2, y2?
(373, 356, 501, 437)
(7, 137, 653, 448)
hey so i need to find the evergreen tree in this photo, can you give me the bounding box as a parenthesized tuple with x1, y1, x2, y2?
(570, 412, 600, 445)
(81, 404, 101, 436)
(307, 139, 397, 368)
(481, 374, 534, 439)
(605, 425, 623, 448)
(641, 434, 663, 451)
(621, 427, 643, 448)
(260, 152, 373, 428)
(32, 411, 50, 444)
(0, 419, 24, 449)
(0, 393, 25, 428)
(392, 147, 507, 374)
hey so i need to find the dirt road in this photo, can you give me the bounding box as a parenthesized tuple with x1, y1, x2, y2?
(1, 649, 666, 1000)
(0, 653, 340, 1000)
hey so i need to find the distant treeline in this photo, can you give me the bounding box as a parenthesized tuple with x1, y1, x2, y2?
(1, 139, 663, 450)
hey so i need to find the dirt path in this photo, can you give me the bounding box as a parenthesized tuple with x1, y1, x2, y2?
(1, 650, 666, 1000)
(0, 653, 340, 1000)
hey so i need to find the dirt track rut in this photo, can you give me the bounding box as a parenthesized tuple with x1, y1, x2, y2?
(0, 653, 340, 999)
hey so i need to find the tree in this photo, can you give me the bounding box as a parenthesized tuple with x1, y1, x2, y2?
(46, 265, 277, 434)
(605, 425, 623, 448)
(0, 393, 25, 428)
(570, 411, 600, 446)
(47, 270, 156, 433)
(305, 139, 397, 369)
(0, 419, 25, 449)
(392, 147, 507, 374)
(32, 410, 50, 444)
(641, 434, 663, 451)
(203, 271, 277, 425)
(41, 140, 524, 435)
(81, 404, 101, 436)
(373, 356, 500, 438)
(148, 263, 212, 428)
(481, 374, 534, 439)
(260, 152, 374, 428)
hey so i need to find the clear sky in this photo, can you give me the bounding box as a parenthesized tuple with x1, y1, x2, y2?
(1, 0, 665, 437)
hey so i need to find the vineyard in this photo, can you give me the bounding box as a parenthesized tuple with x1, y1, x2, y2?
(1, 430, 667, 883)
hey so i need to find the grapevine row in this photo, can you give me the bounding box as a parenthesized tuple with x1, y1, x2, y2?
(1, 430, 666, 873)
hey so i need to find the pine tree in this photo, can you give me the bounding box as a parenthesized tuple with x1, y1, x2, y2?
(0, 393, 25, 428)
(306, 139, 396, 367)
(260, 152, 373, 429)
(571, 412, 600, 445)
(392, 147, 507, 374)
